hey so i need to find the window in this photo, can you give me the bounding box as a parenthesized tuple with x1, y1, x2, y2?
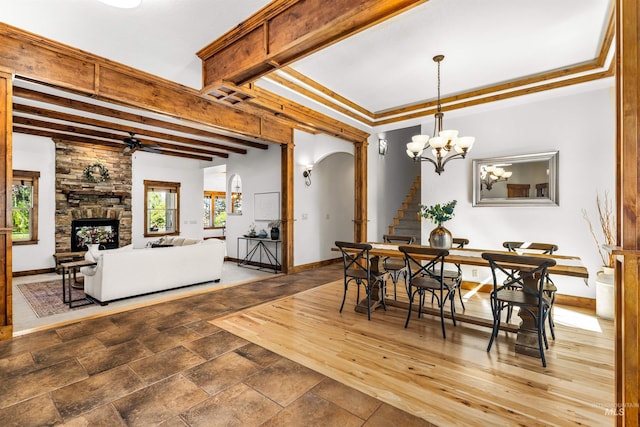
(204, 191, 226, 228)
(12, 170, 40, 245)
(230, 174, 242, 215)
(144, 180, 180, 237)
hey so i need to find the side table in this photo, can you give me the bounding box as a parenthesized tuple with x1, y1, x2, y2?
(60, 259, 96, 308)
(53, 251, 86, 274)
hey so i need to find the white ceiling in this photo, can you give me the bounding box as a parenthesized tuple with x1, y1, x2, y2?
(0, 0, 614, 135)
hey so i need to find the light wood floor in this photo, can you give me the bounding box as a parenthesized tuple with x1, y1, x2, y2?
(213, 279, 615, 426)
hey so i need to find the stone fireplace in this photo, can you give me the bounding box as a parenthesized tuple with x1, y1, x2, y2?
(55, 142, 132, 252)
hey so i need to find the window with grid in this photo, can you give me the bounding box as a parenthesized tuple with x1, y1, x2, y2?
(12, 170, 40, 245)
(203, 191, 226, 229)
(144, 180, 180, 237)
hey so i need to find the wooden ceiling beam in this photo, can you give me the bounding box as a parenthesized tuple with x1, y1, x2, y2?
(14, 126, 214, 161)
(0, 23, 291, 144)
(13, 103, 243, 154)
(265, 73, 375, 127)
(13, 88, 266, 151)
(197, 0, 428, 90)
(13, 116, 229, 158)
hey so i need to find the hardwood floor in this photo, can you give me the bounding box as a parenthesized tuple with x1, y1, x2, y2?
(0, 265, 614, 426)
(214, 277, 615, 426)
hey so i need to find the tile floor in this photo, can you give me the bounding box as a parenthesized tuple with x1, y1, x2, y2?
(1, 264, 431, 426)
(12, 262, 274, 333)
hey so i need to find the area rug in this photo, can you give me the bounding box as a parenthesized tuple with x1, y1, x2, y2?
(17, 278, 92, 318)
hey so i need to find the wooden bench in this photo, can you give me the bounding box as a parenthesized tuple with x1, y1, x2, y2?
(53, 251, 86, 274)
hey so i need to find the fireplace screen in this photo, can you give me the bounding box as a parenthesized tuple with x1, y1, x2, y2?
(71, 218, 119, 251)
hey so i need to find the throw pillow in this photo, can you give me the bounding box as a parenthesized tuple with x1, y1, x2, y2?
(171, 237, 186, 246)
(151, 243, 173, 248)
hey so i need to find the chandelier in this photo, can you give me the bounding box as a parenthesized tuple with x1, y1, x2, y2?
(480, 165, 512, 190)
(406, 55, 475, 174)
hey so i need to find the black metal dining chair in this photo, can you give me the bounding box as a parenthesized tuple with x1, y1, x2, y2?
(482, 252, 556, 367)
(503, 241, 559, 340)
(429, 237, 468, 311)
(382, 234, 415, 300)
(335, 241, 386, 320)
(399, 246, 460, 339)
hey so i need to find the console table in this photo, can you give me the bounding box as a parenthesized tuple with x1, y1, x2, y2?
(237, 237, 281, 273)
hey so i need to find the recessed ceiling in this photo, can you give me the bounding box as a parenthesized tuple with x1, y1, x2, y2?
(0, 0, 614, 140)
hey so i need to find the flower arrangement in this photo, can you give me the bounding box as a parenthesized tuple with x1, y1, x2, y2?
(419, 200, 457, 225)
(582, 192, 615, 267)
(75, 226, 114, 246)
(247, 223, 257, 237)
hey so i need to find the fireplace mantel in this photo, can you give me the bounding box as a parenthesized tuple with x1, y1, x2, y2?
(62, 189, 129, 202)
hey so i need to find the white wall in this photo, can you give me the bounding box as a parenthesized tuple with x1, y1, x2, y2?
(132, 151, 207, 248)
(368, 126, 421, 241)
(12, 134, 56, 271)
(418, 86, 615, 298)
(294, 131, 354, 266)
(221, 144, 281, 262)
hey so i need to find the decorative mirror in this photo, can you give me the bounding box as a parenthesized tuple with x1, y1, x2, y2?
(229, 174, 242, 215)
(472, 151, 558, 207)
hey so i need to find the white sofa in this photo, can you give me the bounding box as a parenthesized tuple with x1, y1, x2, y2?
(80, 239, 225, 303)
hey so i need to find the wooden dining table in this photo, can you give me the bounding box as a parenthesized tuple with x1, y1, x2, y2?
(339, 243, 589, 359)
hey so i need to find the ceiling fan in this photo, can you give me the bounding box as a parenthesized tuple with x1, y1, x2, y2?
(122, 132, 160, 154)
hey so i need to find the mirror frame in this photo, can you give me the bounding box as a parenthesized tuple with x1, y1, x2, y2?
(472, 151, 559, 207)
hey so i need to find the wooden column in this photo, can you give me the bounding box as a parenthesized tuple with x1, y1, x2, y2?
(354, 140, 368, 242)
(615, 0, 640, 424)
(281, 142, 294, 273)
(0, 71, 13, 340)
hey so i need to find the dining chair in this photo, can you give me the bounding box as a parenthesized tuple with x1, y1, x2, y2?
(382, 234, 415, 300)
(430, 237, 469, 310)
(335, 241, 386, 321)
(481, 252, 556, 367)
(503, 241, 559, 340)
(399, 246, 460, 339)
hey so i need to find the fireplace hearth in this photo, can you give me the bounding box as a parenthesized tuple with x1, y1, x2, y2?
(71, 218, 119, 252)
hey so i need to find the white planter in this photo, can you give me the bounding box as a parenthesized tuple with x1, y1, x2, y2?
(595, 267, 614, 320)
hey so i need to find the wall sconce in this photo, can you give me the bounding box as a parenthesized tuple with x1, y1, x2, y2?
(378, 138, 388, 155)
(303, 165, 313, 186)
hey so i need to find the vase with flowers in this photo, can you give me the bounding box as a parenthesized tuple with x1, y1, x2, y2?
(419, 200, 457, 249)
(582, 191, 616, 319)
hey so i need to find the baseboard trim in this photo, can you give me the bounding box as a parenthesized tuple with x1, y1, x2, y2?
(289, 258, 341, 274)
(460, 281, 595, 309)
(13, 268, 56, 277)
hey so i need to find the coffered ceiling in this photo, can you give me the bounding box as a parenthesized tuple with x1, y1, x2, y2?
(0, 0, 614, 157)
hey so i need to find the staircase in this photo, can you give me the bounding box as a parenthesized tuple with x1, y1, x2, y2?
(387, 175, 422, 244)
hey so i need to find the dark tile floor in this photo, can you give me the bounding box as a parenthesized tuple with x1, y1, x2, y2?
(0, 265, 433, 426)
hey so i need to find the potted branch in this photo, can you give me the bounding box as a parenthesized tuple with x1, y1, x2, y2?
(582, 192, 616, 319)
(582, 192, 616, 273)
(419, 200, 457, 249)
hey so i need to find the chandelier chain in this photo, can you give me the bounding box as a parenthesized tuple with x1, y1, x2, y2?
(436, 58, 441, 113)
